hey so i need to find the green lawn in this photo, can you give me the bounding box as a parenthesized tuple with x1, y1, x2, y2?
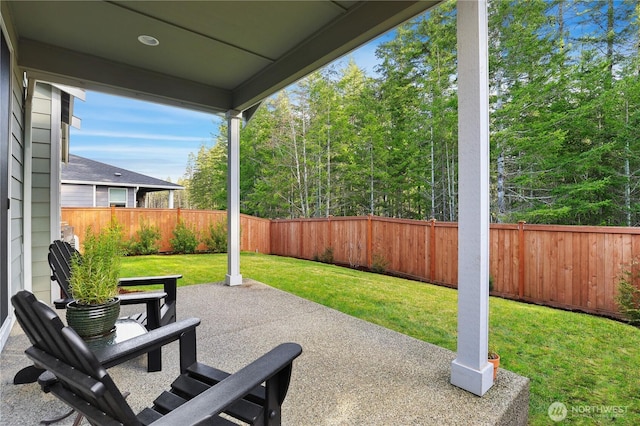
(121, 252, 640, 425)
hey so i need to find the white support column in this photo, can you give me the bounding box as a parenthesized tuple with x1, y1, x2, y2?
(168, 190, 174, 209)
(225, 110, 243, 286)
(450, 0, 493, 396)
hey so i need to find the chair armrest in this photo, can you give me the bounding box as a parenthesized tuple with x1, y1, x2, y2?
(151, 343, 302, 426)
(53, 298, 73, 309)
(118, 275, 182, 287)
(118, 291, 166, 305)
(54, 293, 168, 308)
(94, 317, 201, 369)
(119, 275, 180, 306)
(37, 370, 57, 391)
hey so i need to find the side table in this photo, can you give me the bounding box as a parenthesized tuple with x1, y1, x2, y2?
(85, 318, 147, 350)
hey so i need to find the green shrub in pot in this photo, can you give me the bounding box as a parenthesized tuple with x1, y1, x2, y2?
(69, 223, 123, 304)
(67, 222, 124, 338)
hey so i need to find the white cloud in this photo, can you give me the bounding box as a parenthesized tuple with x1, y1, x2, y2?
(72, 130, 208, 143)
(72, 145, 196, 155)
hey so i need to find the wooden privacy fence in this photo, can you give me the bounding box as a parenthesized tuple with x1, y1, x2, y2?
(271, 216, 640, 318)
(61, 207, 271, 254)
(63, 208, 639, 318)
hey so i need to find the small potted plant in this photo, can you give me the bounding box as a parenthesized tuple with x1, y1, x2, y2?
(488, 346, 500, 380)
(66, 222, 123, 339)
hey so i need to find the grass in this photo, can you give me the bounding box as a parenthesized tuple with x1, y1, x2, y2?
(122, 252, 640, 425)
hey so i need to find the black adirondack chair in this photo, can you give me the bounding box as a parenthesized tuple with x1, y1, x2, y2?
(49, 239, 180, 328)
(12, 290, 201, 424)
(11, 290, 302, 426)
(12, 240, 179, 385)
(14, 239, 178, 384)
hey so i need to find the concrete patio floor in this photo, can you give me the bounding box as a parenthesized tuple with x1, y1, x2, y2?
(1, 280, 529, 425)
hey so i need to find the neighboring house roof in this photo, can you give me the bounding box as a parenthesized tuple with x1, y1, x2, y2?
(61, 155, 183, 191)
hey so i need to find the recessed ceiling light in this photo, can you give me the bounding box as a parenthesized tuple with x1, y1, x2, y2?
(138, 35, 159, 47)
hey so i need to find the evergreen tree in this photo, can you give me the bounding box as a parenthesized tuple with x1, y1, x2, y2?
(188, 127, 227, 210)
(182, 0, 640, 227)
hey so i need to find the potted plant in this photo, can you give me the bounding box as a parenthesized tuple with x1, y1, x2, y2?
(66, 223, 124, 339)
(488, 346, 500, 380)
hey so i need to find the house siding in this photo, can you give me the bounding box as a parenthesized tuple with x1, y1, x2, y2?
(1, 11, 26, 348)
(96, 186, 108, 206)
(63, 184, 142, 208)
(61, 183, 94, 207)
(10, 68, 24, 300)
(30, 83, 54, 302)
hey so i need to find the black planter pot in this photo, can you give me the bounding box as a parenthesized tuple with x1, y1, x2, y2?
(66, 298, 121, 339)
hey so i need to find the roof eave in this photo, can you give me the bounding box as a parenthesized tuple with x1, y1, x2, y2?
(62, 180, 184, 190)
(19, 39, 232, 115)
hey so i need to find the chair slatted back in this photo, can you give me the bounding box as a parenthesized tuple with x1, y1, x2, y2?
(48, 240, 78, 299)
(11, 290, 80, 365)
(11, 291, 140, 425)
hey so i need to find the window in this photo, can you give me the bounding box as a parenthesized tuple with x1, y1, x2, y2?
(108, 188, 127, 207)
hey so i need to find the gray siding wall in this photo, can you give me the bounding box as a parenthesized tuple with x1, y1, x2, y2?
(61, 183, 94, 207)
(10, 53, 24, 301)
(96, 186, 108, 206)
(30, 83, 54, 302)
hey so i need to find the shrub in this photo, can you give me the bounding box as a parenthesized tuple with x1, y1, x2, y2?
(170, 220, 199, 254)
(203, 220, 227, 253)
(617, 263, 640, 325)
(126, 219, 161, 255)
(371, 252, 389, 274)
(69, 222, 123, 305)
(317, 246, 334, 264)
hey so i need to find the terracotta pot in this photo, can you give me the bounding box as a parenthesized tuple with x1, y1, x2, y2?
(66, 298, 120, 339)
(488, 354, 500, 380)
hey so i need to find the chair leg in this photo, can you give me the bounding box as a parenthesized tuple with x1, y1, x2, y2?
(148, 349, 162, 372)
(145, 298, 162, 372)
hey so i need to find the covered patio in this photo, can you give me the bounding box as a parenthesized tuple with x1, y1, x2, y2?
(1, 280, 529, 424)
(1, 0, 530, 420)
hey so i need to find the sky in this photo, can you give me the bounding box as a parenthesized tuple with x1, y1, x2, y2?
(69, 33, 392, 183)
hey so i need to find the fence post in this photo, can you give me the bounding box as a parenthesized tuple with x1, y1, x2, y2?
(327, 216, 332, 252)
(299, 219, 304, 258)
(367, 215, 373, 268)
(430, 218, 437, 281)
(518, 220, 526, 298)
(268, 219, 272, 255)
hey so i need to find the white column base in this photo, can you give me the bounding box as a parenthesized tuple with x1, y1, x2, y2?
(225, 273, 243, 286)
(451, 358, 494, 396)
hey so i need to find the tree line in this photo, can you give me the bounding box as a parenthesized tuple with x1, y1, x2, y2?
(184, 0, 640, 226)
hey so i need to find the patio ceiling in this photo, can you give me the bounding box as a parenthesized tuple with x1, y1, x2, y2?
(4, 0, 441, 115)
